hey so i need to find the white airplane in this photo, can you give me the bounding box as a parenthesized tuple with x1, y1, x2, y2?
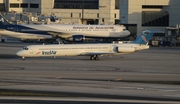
(16, 30, 154, 61)
(0, 13, 130, 42)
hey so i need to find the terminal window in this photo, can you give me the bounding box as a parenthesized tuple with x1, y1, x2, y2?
(142, 11, 169, 27)
(115, 0, 120, 9)
(30, 4, 39, 8)
(142, 5, 163, 9)
(21, 3, 28, 8)
(0, 3, 5, 11)
(54, 0, 99, 9)
(10, 3, 19, 8)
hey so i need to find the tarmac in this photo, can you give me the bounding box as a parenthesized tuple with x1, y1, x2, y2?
(0, 42, 180, 103)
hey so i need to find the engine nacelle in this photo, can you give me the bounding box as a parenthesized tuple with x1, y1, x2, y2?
(117, 47, 136, 53)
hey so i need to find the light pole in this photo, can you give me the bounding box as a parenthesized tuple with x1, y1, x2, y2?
(82, 0, 84, 24)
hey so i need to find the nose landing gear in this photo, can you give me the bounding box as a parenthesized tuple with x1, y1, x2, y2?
(22, 57, 25, 61)
(90, 55, 99, 60)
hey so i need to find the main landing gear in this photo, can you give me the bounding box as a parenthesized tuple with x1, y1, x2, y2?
(90, 55, 99, 60)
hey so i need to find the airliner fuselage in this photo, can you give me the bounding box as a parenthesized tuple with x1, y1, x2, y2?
(16, 30, 154, 60)
(0, 24, 130, 40)
(16, 43, 149, 60)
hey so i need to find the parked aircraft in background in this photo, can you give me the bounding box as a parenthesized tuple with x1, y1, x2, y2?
(16, 30, 154, 61)
(0, 13, 130, 43)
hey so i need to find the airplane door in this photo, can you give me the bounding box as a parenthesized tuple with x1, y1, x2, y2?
(29, 49, 33, 55)
(109, 46, 113, 52)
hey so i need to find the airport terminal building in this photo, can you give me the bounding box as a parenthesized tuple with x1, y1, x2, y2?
(120, 0, 180, 35)
(0, 0, 120, 25)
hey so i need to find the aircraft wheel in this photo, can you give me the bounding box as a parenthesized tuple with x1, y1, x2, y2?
(90, 56, 94, 60)
(95, 57, 99, 60)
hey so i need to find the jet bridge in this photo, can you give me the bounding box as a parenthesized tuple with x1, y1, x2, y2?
(150, 25, 180, 47)
(165, 25, 180, 46)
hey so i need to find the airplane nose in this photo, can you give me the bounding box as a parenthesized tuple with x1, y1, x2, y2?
(16, 50, 24, 56)
(126, 30, 131, 36)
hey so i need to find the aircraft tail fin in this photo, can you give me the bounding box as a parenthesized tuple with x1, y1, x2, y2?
(0, 13, 11, 26)
(132, 30, 158, 45)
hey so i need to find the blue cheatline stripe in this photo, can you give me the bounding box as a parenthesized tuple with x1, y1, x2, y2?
(0, 13, 51, 36)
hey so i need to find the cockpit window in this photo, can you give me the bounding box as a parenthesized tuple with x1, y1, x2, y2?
(23, 47, 29, 50)
(123, 29, 127, 31)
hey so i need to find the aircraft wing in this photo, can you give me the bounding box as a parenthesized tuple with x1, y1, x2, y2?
(79, 52, 117, 56)
(48, 31, 72, 38)
(20, 25, 73, 38)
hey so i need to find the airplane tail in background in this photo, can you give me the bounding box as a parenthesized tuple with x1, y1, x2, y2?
(0, 13, 11, 26)
(132, 30, 155, 45)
